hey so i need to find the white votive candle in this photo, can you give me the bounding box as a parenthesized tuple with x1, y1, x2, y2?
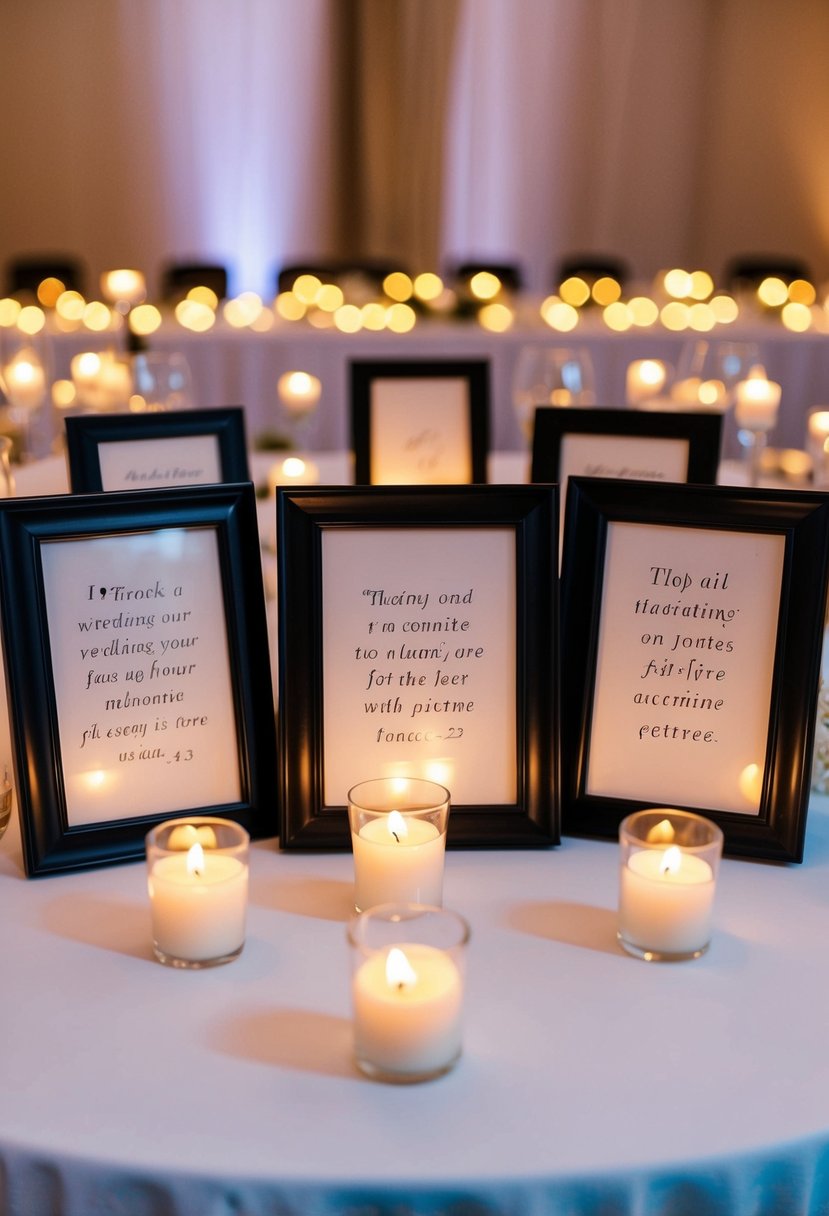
(146, 816, 249, 967)
(734, 370, 781, 432)
(348, 903, 470, 1083)
(626, 358, 667, 405)
(617, 808, 723, 961)
(348, 778, 450, 912)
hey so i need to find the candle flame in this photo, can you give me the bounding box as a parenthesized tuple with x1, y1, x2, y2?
(385, 946, 417, 990)
(659, 845, 682, 876)
(646, 818, 676, 844)
(187, 842, 205, 877)
(387, 809, 407, 843)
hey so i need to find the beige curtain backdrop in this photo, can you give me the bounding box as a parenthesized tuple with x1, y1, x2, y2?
(1, 0, 827, 295)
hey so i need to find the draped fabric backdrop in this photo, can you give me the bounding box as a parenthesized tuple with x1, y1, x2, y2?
(2, 0, 828, 297)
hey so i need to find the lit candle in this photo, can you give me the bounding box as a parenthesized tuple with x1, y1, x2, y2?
(71, 351, 132, 411)
(807, 408, 829, 488)
(100, 269, 147, 307)
(348, 904, 469, 1082)
(734, 368, 781, 432)
(352, 944, 462, 1079)
(617, 809, 723, 961)
(267, 456, 320, 491)
(348, 779, 450, 912)
(3, 351, 47, 410)
(277, 370, 322, 415)
(626, 358, 667, 405)
(145, 817, 249, 967)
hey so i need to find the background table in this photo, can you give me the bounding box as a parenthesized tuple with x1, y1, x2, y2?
(3, 794, 829, 1216)
(43, 313, 829, 458)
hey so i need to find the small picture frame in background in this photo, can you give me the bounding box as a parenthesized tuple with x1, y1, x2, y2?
(66, 408, 250, 493)
(560, 476, 829, 862)
(0, 483, 276, 875)
(531, 406, 722, 493)
(277, 484, 558, 849)
(350, 360, 489, 484)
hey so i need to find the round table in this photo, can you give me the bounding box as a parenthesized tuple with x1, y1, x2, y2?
(3, 793, 829, 1216)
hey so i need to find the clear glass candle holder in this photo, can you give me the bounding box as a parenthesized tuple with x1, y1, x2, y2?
(145, 816, 249, 968)
(807, 407, 829, 489)
(348, 903, 470, 1084)
(0, 764, 13, 842)
(348, 778, 450, 913)
(618, 808, 723, 962)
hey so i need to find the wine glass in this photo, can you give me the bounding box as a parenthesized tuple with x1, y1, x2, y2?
(673, 339, 762, 409)
(511, 345, 595, 441)
(130, 352, 193, 412)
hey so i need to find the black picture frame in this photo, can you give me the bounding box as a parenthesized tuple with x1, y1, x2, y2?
(277, 485, 558, 849)
(531, 406, 722, 485)
(350, 359, 489, 485)
(560, 476, 829, 862)
(65, 408, 250, 492)
(0, 483, 276, 876)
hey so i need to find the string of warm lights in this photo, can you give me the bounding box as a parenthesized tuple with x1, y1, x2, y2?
(0, 266, 827, 345)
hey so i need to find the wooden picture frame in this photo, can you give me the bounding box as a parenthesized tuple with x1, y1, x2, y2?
(0, 483, 276, 875)
(65, 408, 250, 493)
(350, 360, 489, 485)
(560, 476, 829, 861)
(277, 485, 558, 849)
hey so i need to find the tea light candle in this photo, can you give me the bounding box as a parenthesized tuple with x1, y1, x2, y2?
(145, 817, 249, 967)
(100, 268, 147, 307)
(617, 809, 723, 961)
(626, 358, 667, 405)
(277, 370, 322, 414)
(4, 353, 47, 410)
(71, 351, 132, 411)
(267, 456, 320, 490)
(734, 369, 781, 432)
(348, 779, 450, 912)
(352, 944, 462, 1079)
(348, 903, 469, 1082)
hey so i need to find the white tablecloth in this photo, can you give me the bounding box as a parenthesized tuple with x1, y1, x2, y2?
(3, 791, 829, 1216)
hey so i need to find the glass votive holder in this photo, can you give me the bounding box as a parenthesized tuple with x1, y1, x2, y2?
(807, 407, 829, 489)
(348, 778, 450, 913)
(145, 816, 249, 968)
(617, 808, 723, 962)
(348, 903, 470, 1084)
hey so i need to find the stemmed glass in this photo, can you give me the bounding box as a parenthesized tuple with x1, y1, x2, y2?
(130, 352, 193, 412)
(511, 345, 595, 442)
(674, 339, 762, 410)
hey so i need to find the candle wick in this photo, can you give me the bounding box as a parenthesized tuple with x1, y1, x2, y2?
(397, 981, 405, 990)
(392, 831, 400, 843)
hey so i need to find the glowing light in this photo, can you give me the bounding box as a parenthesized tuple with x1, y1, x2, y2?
(646, 818, 676, 844)
(75, 352, 102, 377)
(757, 277, 788, 308)
(384, 272, 413, 302)
(37, 277, 65, 308)
(591, 276, 621, 306)
(413, 272, 443, 301)
(52, 379, 76, 409)
(739, 763, 763, 804)
(688, 303, 716, 332)
(781, 301, 812, 332)
(788, 279, 816, 306)
(602, 301, 633, 331)
(174, 299, 216, 331)
(186, 285, 219, 310)
(100, 269, 146, 306)
(629, 296, 659, 326)
(385, 946, 417, 989)
(186, 842, 206, 877)
(559, 276, 590, 307)
(540, 296, 579, 332)
(0, 299, 21, 327)
(699, 379, 726, 407)
(385, 302, 416, 333)
(275, 292, 306, 321)
(17, 305, 46, 335)
(478, 302, 513, 332)
(386, 810, 408, 842)
(82, 301, 113, 332)
(55, 291, 86, 322)
(292, 274, 322, 305)
(334, 304, 363, 333)
(469, 271, 501, 300)
(664, 269, 693, 299)
(660, 301, 691, 331)
(223, 292, 263, 328)
(277, 371, 322, 411)
(709, 295, 739, 324)
(307, 309, 334, 329)
(129, 304, 162, 336)
(251, 308, 274, 332)
(689, 271, 714, 300)
(361, 302, 387, 331)
(316, 283, 344, 312)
